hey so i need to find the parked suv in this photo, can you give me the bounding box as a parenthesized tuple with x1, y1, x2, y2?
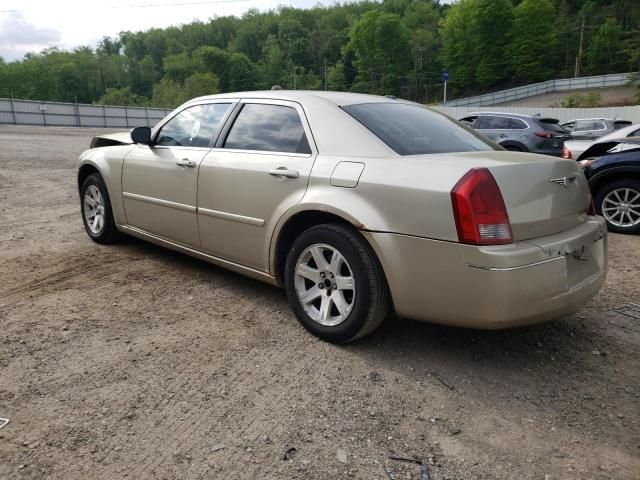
(561, 118, 632, 141)
(459, 112, 570, 156)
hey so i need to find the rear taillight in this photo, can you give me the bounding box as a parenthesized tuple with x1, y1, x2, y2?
(535, 131, 554, 139)
(561, 145, 572, 159)
(450, 168, 513, 245)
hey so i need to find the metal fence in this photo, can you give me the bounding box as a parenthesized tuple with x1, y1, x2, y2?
(433, 105, 640, 124)
(0, 98, 173, 128)
(441, 72, 636, 107)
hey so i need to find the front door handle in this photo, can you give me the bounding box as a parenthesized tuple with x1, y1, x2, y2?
(176, 158, 196, 168)
(269, 167, 299, 179)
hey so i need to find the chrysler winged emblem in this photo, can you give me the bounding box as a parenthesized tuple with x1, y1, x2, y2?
(548, 174, 578, 188)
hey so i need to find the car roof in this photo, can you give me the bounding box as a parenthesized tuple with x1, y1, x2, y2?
(595, 123, 640, 143)
(466, 112, 535, 119)
(564, 118, 612, 122)
(189, 90, 399, 107)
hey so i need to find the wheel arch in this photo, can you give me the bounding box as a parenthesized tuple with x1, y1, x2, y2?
(270, 204, 396, 286)
(78, 163, 102, 194)
(499, 140, 528, 152)
(588, 167, 640, 196)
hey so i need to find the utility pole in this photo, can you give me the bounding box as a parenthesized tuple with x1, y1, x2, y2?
(574, 14, 586, 78)
(323, 58, 327, 91)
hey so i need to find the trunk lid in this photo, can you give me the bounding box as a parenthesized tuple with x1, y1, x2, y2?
(454, 151, 590, 241)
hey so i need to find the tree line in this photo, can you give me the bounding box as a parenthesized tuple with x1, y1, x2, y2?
(0, 0, 638, 108)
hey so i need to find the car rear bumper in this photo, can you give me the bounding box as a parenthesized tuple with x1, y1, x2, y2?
(363, 217, 607, 329)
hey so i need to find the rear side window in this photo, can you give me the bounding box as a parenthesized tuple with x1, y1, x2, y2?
(572, 120, 593, 132)
(342, 103, 494, 156)
(573, 120, 605, 132)
(156, 103, 231, 147)
(507, 118, 527, 129)
(478, 116, 511, 129)
(224, 103, 311, 154)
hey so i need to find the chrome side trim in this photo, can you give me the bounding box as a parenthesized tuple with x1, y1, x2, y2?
(466, 256, 564, 272)
(118, 225, 278, 286)
(122, 192, 196, 213)
(198, 207, 265, 227)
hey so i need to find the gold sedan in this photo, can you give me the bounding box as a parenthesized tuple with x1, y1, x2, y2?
(77, 91, 607, 342)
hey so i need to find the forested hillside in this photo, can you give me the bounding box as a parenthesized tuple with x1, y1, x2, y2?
(0, 0, 638, 107)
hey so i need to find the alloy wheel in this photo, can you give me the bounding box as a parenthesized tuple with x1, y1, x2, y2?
(601, 187, 640, 228)
(293, 243, 356, 326)
(84, 185, 105, 234)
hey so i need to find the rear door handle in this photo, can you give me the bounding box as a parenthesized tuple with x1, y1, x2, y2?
(176, 158, 196, 168)
(269, 167, 299, 179)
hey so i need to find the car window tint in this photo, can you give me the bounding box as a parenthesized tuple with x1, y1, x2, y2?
(574, 120, 599, 132)
(224, 103, 311, 154)
(479, 116, 511, 129)
(507, 118, 527, 129)
(629, 128, 640, 137)
(538, 119, 566, 134)
(156, 103, 231, 147)
(593, 122, 606, 130)
(343, 103, 494, 155)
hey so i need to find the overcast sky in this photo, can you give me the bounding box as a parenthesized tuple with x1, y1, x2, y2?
(0, 0, 455, 61)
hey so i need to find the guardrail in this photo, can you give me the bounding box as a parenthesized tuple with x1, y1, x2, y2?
(441, 72, 636, 107)
(0, 98, 173, 128)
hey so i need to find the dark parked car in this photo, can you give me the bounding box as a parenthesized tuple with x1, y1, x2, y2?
(561, 118, 632, 141)
(578, 138, 640, 234)
(459, 112, 570, 156)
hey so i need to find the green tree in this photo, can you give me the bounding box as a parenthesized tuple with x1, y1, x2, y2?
(347, 10, 412, 95)
(585, 18, 627, 74)
(98, 87, 140, 106)
(510, 0, 558, 83)
(184, 72, 220, 98)
(227, 52, 259, 91)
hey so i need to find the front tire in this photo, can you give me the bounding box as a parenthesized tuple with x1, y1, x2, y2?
(284, 224, 390, 343)
(594, 179, 640, 234)
(80, 173, 121, 244)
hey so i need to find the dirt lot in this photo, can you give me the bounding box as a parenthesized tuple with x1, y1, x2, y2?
(0, 125, 639, 480)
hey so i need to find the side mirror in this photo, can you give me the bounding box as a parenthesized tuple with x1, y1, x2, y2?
(131, 126, 152, 145)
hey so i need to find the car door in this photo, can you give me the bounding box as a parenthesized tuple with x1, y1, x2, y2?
(197, 100, 316, 271)
(571, 120, 607, 140)
(476, 115, 512, 142)
(122, 102, 232, 247)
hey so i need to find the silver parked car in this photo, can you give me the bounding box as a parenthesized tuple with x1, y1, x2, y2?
(459, 112, 571, 156)
(562, 123, 640, 160)
(78, 91, 607, 343)
(561, 118, 632, 141)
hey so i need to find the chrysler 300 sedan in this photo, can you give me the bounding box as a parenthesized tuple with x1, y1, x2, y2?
(77, 91, 607, 343)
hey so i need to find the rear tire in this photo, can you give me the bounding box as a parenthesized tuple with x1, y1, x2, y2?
(80, 173, 121, 244)
(594, 179, 640, 234)
(503, 145, 522, 152)
(284, 224, 390, 343)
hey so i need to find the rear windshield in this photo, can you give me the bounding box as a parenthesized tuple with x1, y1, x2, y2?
(538, 118, 566, 134)
(342, 103, 495, 155)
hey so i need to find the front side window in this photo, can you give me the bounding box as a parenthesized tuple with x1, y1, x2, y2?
(593, 121, 607, 131)
(224, 103, 311, 154)
(573, 120, 596, 132)
(156, 103, 231, 147)
(343, 103, 494, 155)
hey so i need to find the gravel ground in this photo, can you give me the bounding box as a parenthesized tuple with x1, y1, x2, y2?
(0, 125, 639, 480)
